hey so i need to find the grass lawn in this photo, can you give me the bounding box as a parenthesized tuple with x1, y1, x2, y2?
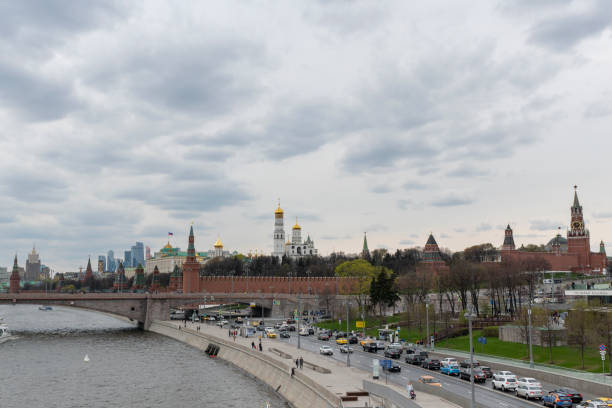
(315, 317, 427, 342)
(437, 329, 609, 373)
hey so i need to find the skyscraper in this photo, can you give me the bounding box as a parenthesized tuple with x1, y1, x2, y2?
(107, 250, 116, 273)
(98, 255, 106, 274)
(131, 242, 145, 267)
(124, 250, 132, 268)
(25, 246, 41, 281)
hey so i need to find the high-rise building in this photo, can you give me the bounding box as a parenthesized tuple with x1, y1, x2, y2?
(107, 250, 116, 273)
(131, 242, 145, 267)
(25, 246, 41, 281)
(146, 246, 151, 260)
(0, 266, 8, 283)
(40, 265, 51, 280)
(98, 256, 106, 274)
(124, 250, 132, 268)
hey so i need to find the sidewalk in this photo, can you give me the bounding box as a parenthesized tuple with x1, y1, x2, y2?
(174, 321, 459, 408)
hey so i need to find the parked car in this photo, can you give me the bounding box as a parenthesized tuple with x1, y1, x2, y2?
(319, 346, 333, 356)
(440, 357, 457, 367)
(517, 377, 542, 389)
(418, 375, 441, 387)
(460, 359, 480, 368)
(550, 388, 583, 403)
(441, 363, 460, 376)
(516, 384, 542, 400)
(480, 366, 493, 378)
(492, 372, 518, 392)
(422, 358, 441, 370)
(318, 332, 330, 341)
(460, 366, 486, 383)
(339, 345, 353, 354)
(383, 347, 401, 359)
(542, 392, 573, 407)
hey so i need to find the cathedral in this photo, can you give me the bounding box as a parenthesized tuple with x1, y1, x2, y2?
(500, 187, 607, 274)
(272, 201, 318, 260)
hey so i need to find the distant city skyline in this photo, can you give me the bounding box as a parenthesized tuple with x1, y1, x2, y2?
(2, 1, 612, 270)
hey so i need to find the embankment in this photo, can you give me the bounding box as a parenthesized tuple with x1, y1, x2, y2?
(149, 321, 341, 408)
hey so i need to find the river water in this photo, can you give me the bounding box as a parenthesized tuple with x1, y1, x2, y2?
(0, 305, 287, 408)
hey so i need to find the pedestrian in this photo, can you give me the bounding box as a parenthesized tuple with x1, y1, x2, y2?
(259, 341, 263, 352)
(229, 329, 231, 337)
(299, 356, 303, 369)
(251, 341, 256, 349)
(291, 367, 295, 378)
(295, 359, 299, 368)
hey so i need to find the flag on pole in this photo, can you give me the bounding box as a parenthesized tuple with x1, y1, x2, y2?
(168, 232, 173, 236)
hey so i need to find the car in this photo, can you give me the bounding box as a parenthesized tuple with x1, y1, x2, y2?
(266, 331, 277, 338)
(339, 345, 354, 353)
(595, 397, 612, 407)
(491, 372, 517, 391)
(460, 359, 480, 367)
(335, 331, 347, 339)
(441, 364, 460, 376)
(279, 331, 290, 338)
(381, 360, 401, 373)
(460, 366, 486, 383)
(256, 325, 265, 331)
(299, 328, 309, 336)
(364, 342, 378, 353)
(517, 377, 542, 389)
(550, 388, 583, 403)
(418, 375, 441, 387)
(317, 332, 330, 341)
(319, 346, 333, 355)
(480, 366, 493, 378)
(577, 401, 609, 408)
(542, 392, 573, 407)
(348, 335, 359, 344)
(406, 353, 426, 365)
(440, 357, 457, 366)
(421, 358, 441, 370)
(336, 337, 348, 345)
(360, 338, 374, 347)
(274, 322, 283, 329)
(216, 319, 229, 327)
(230, 323, 241, 329)
(388, 343, 403, 354)
(516, 384, 543, 400)
(288, 325, 296, 332)
(308, 327, 314, 335)
(373, 341, 386, 351)
(384, 347, 401, 359)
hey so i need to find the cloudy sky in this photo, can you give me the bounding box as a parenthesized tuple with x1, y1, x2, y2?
(1, 0, 612, 271)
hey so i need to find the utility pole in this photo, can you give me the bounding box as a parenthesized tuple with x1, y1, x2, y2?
(465, 305, 477, 408)
(346, 299, 350, 367)
(297, 293, 301, 350)
(528, 302, 534, 368)
(360, 298, 366, 338)
(426, 302, 430, 349)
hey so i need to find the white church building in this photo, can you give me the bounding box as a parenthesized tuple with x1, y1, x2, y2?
(272, 202, 318, 260)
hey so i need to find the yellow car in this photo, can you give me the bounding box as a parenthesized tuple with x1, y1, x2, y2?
(336, 338, 348, 345)
(595, 398, 612, 407)
(360, 338, 373, 347)
(418, 376, 441, 387)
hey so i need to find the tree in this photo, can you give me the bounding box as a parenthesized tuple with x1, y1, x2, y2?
(565, 301, 592, 369)
(370, 267, 399, 317)
(593, 310, 612, 374)
(335, 259, 375, 317)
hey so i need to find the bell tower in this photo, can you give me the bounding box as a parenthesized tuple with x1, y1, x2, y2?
(273, 200, 285, 260)
(567, 186, 590, 271)
(182, 225, 200, 293)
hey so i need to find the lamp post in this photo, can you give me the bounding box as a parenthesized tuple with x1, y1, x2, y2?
(426, 302, 430, 350)
(528, 302, 534, 368)
(465, 305, 477, 408)
(297, 293, 301, 350)
(346, 299, 351, 367)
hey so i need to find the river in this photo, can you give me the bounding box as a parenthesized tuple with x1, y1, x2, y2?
(0, 305, 288, 408)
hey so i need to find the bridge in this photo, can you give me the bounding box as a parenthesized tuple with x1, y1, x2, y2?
(0, 292, 336, 329)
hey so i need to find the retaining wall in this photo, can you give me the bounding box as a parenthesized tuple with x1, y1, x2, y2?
(149, 321, 341, 408)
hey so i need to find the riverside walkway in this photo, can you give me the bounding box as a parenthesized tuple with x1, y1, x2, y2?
(169, 321, 459, 408)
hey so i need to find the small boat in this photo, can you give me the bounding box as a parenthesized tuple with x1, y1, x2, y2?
(0, 324, 10, 343)
(39, 306, 53, 311)
(84, 354, 90, 362)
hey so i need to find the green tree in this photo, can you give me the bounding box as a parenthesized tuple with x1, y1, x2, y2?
(335, 259, 375, 319)
(565, 301, 592, 369)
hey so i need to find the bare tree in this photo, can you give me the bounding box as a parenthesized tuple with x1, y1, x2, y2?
(566, 301, 592, 369)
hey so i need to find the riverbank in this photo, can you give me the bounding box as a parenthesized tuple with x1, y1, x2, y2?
(150, 320, 459, 408)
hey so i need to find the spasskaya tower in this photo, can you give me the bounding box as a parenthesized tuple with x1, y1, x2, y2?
(567, 186, 591, 270)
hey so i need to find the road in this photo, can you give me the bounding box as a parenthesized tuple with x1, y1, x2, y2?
(279, 332, 587, 408)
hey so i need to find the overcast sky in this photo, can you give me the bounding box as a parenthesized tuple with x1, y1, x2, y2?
(1, 0, 612, 271)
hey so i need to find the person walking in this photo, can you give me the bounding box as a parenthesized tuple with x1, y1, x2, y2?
(251, 341, 256, 350)
(259, 340, 262, 352)
(295, 359, 299, 368)
(291, 367, 295, 378)
(299, 356, 303, 369)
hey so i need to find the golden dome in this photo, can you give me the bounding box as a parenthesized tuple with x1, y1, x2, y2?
(214, 238, 223, 248)
(292, 217, 301, 230)
(275, 204, 284, 215)
(163, 242, 173, 250)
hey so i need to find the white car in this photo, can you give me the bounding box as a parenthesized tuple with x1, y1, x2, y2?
(577, 402, 609, 408)
(492, 372, 518, 392)
(440, 357, 458, 366)
(517, 377, 542, 389)
(299, 328, 309, 336)
(516, 384, 542, 400)
(216, 319, 229, 327)
(319, 346, 333, 355)
(339, 345, 354, 353)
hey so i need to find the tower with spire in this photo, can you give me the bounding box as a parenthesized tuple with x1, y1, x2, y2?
(501, 225, 516, 251)
(361, 232, 370, 260)
(9, 255, 21, 293)
(567, 186, 591, 270)
(213, 237, 224, 258)
(113, 261, 128, 291)
(273, 200, 285, 260)
(132, 264, 145, 290)
(182, 225, 200, 293)
(418, 234, 449, 273)
(84, 257, 94, 281)
(150, 265, 160, 291)
(25, 245, 41, 281)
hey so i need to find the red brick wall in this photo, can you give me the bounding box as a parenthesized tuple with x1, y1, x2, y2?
(198, 276, 356, 295)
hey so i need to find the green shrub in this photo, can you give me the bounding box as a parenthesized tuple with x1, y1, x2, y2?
(482, 326, 498, 338)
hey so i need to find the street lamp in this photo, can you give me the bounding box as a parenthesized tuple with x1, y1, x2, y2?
(465, 305, 478, 408)
(297, 292, 302, 350)
(346, 299, 351, 367)
(528, 302, 534, 368)
(426, 302, 430, 350)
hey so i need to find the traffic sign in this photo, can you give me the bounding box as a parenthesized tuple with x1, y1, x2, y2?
(600, 344, 607, 352)
(356, 321, 364, 328)
(601, 351, 606, 361)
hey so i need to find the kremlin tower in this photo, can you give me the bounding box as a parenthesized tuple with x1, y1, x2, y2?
(9, 255, 21, 293)
(273, 200, 285, 260)
(182, 225, 200, 293)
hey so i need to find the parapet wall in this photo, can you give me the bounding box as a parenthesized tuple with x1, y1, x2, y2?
(149, 321, 340, 408)
(198, 276, 356, 295)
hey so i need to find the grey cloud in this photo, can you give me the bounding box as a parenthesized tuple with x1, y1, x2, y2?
(399, 239, 415, 246)
(440, 234, 450, 239)
(529, 219, 564, 231)
(476, 223, 492, 232)
(431, 194, 473, 207)
(0, 167, 69, 202)
(527, 1, 612, 51)
(584, 103, 612, 118)
(593, 212, 612, 219)
(303, 1, 388, 35)
(397, 199, 412, 210)
(402, 181, 428, 191)
(454, 228, 466, 233)
(446, 165, 490, 178)
(370, 184, 392, 194)
(364, 224, 388, 232)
